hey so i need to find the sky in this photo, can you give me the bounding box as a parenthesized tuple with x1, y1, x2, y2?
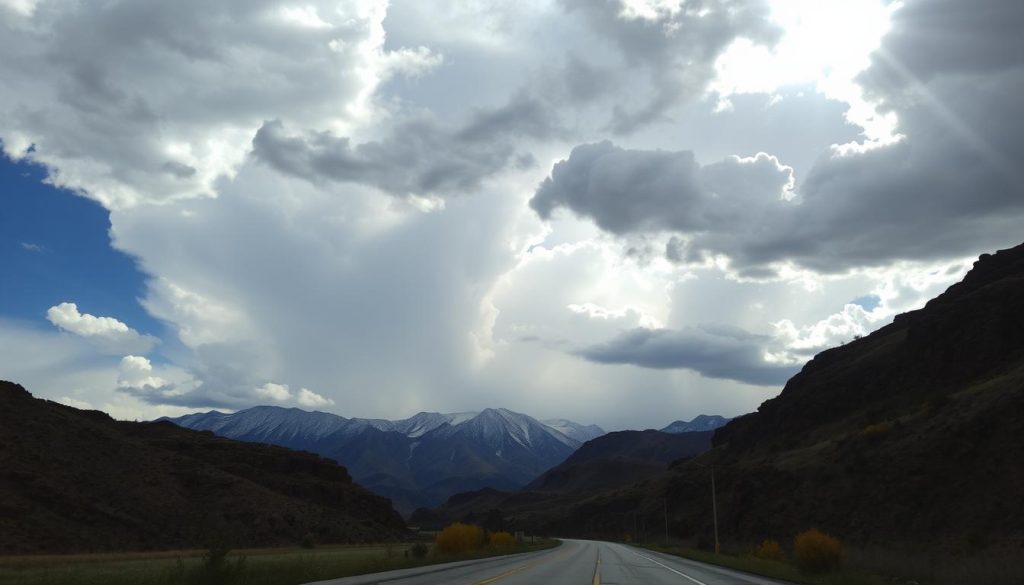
(1, 0, 1022, 430)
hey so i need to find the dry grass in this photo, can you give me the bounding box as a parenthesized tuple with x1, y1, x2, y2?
(753, 539, 785, 561)
(0, 539, 560, 585)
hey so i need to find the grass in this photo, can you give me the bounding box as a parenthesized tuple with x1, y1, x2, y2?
(0, 540, 561, 585)
(638, 544, 889, 585)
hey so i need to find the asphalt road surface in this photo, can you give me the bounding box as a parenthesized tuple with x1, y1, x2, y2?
(306, 539, 794, 585)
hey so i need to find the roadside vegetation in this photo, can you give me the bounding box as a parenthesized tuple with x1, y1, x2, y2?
(0, 529, 559, 585)
(641, 529, 888, 585)
(641, 527, 1024, 585)
(433, 522, 519, 554)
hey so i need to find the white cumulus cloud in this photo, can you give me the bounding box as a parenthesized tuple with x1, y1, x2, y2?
(46, 302, 158, 354)
(117, 355, 168, 389)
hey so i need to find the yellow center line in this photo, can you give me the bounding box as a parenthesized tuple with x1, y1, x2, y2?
(592, 550, 601, 585)
(471, 546, 572, 585)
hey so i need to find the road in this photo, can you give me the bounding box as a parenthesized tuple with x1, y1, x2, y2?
(305, 539, 794, 585)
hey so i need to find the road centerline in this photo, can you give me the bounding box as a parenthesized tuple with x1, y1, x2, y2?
(471, 545, 572, 585)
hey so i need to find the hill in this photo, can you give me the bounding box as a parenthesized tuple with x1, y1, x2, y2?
(410, 429, 712, 529)
(525, 430, 712, 494)
(532, 242, 1024, 554)
(0, 382, 406, 554)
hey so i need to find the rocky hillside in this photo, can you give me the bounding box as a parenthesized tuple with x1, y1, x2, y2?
(0, 382, 406, 554)
(537, 243, 1024, 552)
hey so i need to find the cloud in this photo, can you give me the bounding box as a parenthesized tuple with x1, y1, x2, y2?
(101, 162, 526, 414)
(530, 141, 794, 266)
(255, 382, 292, 402)
(117, 355, 169, 389)
(530, 0, 1024, 274)
(20, 241, 44, 252)
(297, 387, 334, 408)
(254, 382, 334, 407)
(578, 325, 799, 386)
(532, 127, 1022, 274)
(0, 0, 438, 209)
(116, 345, 334, 410)
(251, 90, 559, 199)
(46, 302, 158, 354)
(558, 0, 779, 133)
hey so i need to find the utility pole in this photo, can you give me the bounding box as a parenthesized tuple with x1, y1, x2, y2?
(711, 466, 720, 554)
(663, 498, 669, 546)
(694, 461, 721, 555)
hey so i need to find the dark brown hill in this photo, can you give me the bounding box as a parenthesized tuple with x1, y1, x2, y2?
(0, 382, 406, 554)
(525, 430, 712, 494)
(537, 243, 1024, 554)
(410, 430, 711, 529)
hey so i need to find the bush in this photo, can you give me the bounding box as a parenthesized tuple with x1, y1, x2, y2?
(794, 529, 843, 574)
(860, 422, 892, 440)
(753, 539, 785, 561)
(488, 531, 516, 547)
(435, 523, 485, 554)
(409, 542, 429, 558)
(300, 532, 316, 549)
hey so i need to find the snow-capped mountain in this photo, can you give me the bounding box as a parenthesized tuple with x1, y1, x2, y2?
(391, 411, 479, 438)
(163, 405, 600, 514)
(543, 418, 606, 443)
(659, 414, 731, 434)
(168, 406, 352, 450)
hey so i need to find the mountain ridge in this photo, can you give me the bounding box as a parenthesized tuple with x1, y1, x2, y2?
(165, 405, 607, 514)
(659, 414, 731, 434)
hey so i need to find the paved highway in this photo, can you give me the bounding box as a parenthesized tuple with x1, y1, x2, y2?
(306, 539, 794, 585)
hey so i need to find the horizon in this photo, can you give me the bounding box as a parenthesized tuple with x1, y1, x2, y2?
(3, 0, 1023, 431)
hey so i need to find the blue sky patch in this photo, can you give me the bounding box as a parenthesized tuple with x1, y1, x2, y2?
(0, 156, 160, 336)
(850, 294, 881, 311)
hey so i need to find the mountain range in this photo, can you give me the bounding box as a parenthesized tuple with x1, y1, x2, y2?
(166, 406, 608, 513)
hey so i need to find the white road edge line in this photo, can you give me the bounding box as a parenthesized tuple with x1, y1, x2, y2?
(625, 547, 709, 585)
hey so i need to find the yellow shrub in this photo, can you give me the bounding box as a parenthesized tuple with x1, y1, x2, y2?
(488, 531, 516, 547)
(435, 523, 485, 554)
(753, 539, 784, 561)
(859, 422, 892, 440)
(794, 529, 843, 574)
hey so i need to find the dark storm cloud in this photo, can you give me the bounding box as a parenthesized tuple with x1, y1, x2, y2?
(859, 0, 1024, 99)
(530, 139, 793, 239)
(252, 93, 559, 197)
(579, 325, 798, 386)
(533, 0, 1024, 274)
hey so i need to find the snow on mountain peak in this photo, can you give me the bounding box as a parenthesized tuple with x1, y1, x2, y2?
(659, 414, 730, 434)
